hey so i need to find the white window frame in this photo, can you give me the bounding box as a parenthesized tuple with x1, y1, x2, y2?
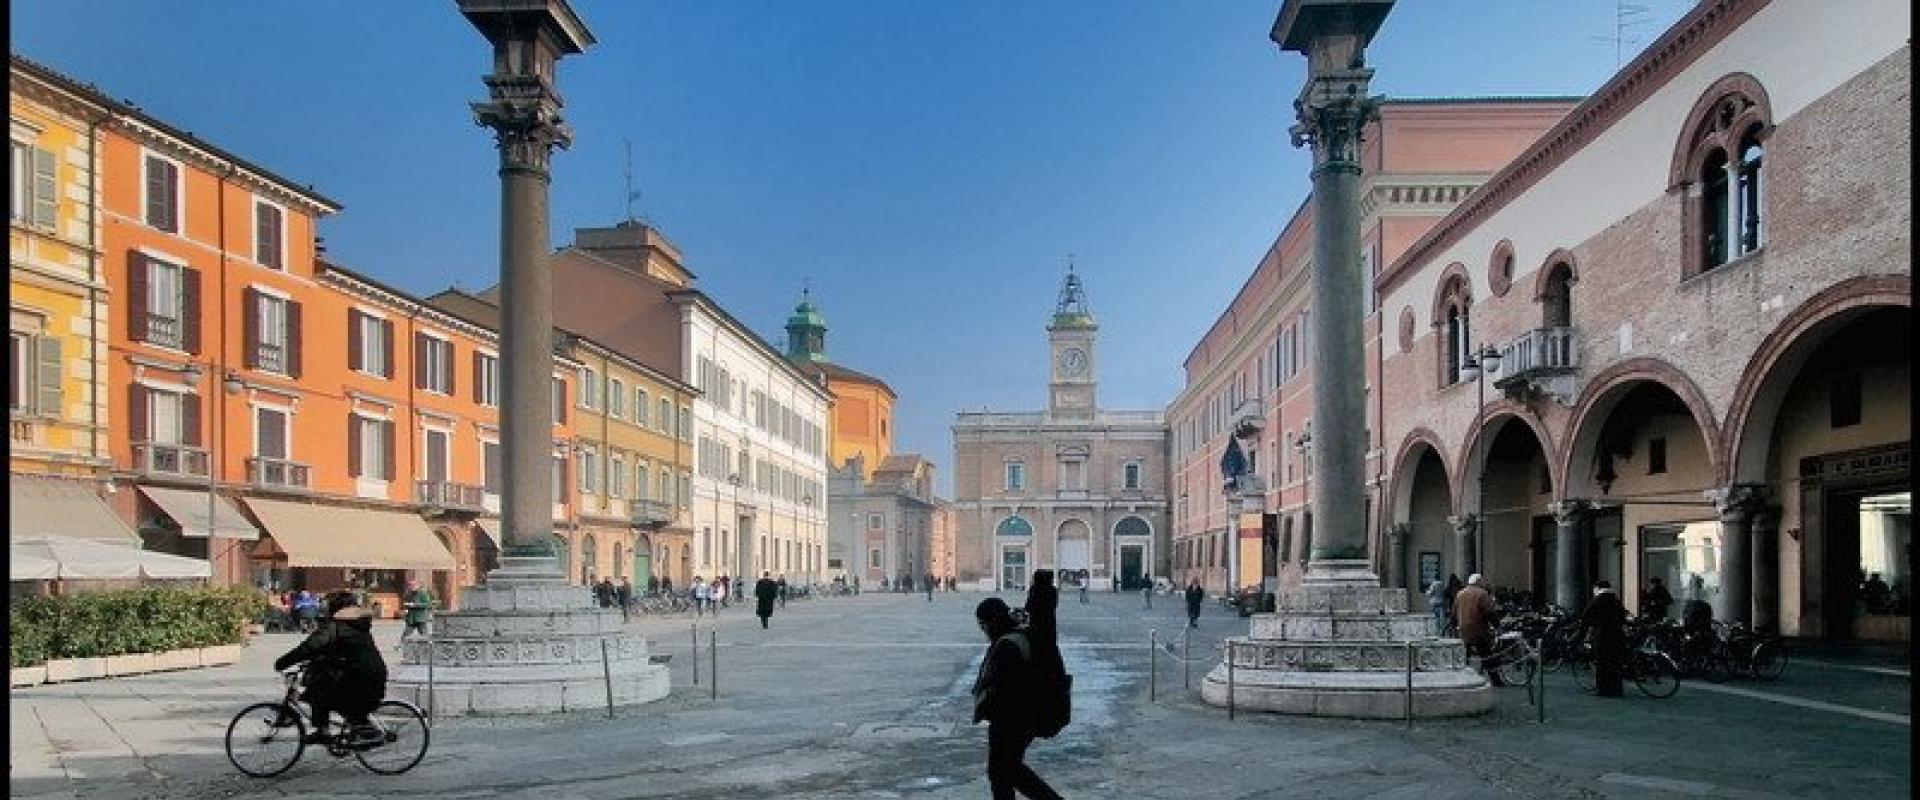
(610, 453, 626, 498)
(252, 198, 287, 270)
(634, 387, 649, 426)
(357, 414, 388, 480)
(147, 386, 186, 445)
(419, 332, 453, 395)
(8, 139, 25, 224)
(140, 150, 185, 234)
(609, 377, 625, 418)
(578, 445, 598, 493)
(145, 256, 186, 350)
(251, 401, 293, 460)
(421, 425, 453, 483)
(477, 351, 500, 407)
(355, 309, 388, 378)
(7, 329, 29, 412)
(577, 366, 598, 409)
(481, 436, 502, 496)
(1004, 462, 1025, 491)
(254, 289, 291, 375)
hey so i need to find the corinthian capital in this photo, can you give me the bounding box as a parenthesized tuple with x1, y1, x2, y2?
(1547, 499, 1591, 525)
(1705, 484, 1768, 521)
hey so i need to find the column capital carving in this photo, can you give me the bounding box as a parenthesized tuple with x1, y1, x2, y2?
(1706, 484, 1768, 521)
(472, 75, 574, 177)
(1289, 68, 1382, 171)
(1445, 514, 1478, 535)
(1547, 499, 1592, 525)
(1388, 522, 1411, 541)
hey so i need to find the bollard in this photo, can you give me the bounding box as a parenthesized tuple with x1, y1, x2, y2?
(1183, 628, 1191, 690)
(601, 637, 615, 719)
(1404, 641, 1414, 728)
(1226, 641, 1237, 720)
(1537, 647, 1545, 724)
(425, 635, 435, 722)
(691, 624, 699, 686)
(709, 630, 718, 700)
(1149, 629, 1158, 703)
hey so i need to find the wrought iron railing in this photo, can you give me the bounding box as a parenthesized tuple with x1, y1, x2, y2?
(247, 456, 311, 489)
(416, 480, 485, 509)
(133, 441, 210, 477)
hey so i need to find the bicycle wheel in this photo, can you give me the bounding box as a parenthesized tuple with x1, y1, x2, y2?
(355, 700, 430, 774)
(1748, 640, 1788, 680)
(1493, 654, 1537, 689)
(1570, 654, 1595, 693)
(226, 702, 306, 778)
(1634, 654, 1681, 699)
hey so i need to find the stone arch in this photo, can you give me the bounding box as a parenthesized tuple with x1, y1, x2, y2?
(1431, 263, 1475, 389)
(995, 515, 1034, 537)
(1387, 428, 1455, 589)
(1558, 357, 1722, 497)
(1054, 518, 1093, 575)
(1452, 401, 1558, 511)
(1113, 516, 1152, 538)
(1670, 72, 1775, 190)
(1532, 248, 1579, 300)
(1429, 261, 1474, 324)
(1487, 239, 1517, 298)
(1388, 427, 1454, 521)
(1720, 275, 1912, 484)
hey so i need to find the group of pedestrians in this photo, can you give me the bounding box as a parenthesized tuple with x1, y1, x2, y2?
(1428, 571, 1651, 699)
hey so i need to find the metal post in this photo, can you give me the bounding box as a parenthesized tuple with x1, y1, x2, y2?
(1183, 628, 1191, 690)
(1404, 641, 1414, 728)
(600, 637, 615, 719)
(425, 635, 435, 722)
(1226, 640, 1236, 721)
(709, 630, 718, 700)
(1537, 647, 1545, 724)
(1149, 629, 1158, 703)
(691, 623, 699, 686)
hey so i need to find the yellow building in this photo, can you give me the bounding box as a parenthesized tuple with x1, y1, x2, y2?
(9, 60, 112, 482)
(785, 293, 894, 478)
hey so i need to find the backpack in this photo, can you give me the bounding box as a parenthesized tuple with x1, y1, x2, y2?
(1000, 630, 1072, 739)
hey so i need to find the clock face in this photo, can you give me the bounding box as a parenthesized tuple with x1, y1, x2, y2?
(1058, 347, 1089, 378)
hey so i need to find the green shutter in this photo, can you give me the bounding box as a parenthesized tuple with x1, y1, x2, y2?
(34, 336, 62, 417)
(31, 148, 57, 228)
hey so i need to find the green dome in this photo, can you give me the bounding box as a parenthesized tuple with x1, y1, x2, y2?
(787, 300, 826, 329)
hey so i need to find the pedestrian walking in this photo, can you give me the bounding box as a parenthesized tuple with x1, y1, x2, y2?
(1642, 577, 1674, 621)
(1583, 580, 1628, 697)
(1426, 578, 1448, 635)
(972, 595, 1065, 800)
(1184, 579, 1204, 628)
(1142, 576, 1153, 609)
(777, 574, 789, 608)
(927, 573, 936, 602)
(754, 571, 779, 629)
(1077, 578, 1089, 605)
(692, 576, 710, 617)
(617, 578, 633, 622)
(401, 580, 435, 639)
(1452, 574, 1496, 657)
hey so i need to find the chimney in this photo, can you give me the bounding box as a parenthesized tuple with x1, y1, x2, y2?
(572, 220, 652, 272)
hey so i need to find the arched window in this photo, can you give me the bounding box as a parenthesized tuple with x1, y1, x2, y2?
(554, 534, 572, 582)
(1445, 306, 1465, 384)
(1540, 258, 1575, 328)
(1431, 266, 1473, 387)
(1114, 517, 1150, 537)
(996, 516, 1033, 537)
(1673, 74, 1772, 278)
(580, 533, 597, 584)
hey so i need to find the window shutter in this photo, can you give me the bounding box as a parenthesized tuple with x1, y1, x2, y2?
(442, 340, 456, 396)
(382, 420, 396, 480)
(242, 289, 260, 369)
(163, 162, 179, 233)
(381, 319, 395, 378)
(256, 204, 281, 268)
(285, 300, 302, 378)
(348, 415, 362, 477)
(471, 352, 483, 403)
(128, 383, 148, 442)
(31, 147, 56, 228)
(348, 310, 363, 372)
(414, 332, 429, 389)
(144, 157, 167, 229)
(181, 391, 201, 446)
(128, 252, 149, 342)
(556, 381, 568, 424)
(33, 336, 62, 416)
(181, 267, 201, 354)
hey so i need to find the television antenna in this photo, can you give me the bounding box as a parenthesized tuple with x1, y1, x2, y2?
(1590, 0, 1652, 67)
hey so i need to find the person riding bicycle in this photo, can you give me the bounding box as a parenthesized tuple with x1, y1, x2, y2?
(273, 590, 388, 746)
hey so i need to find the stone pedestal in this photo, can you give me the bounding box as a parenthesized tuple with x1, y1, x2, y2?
(1200, 583, 1493, 719)
(388, 557, 669, 716)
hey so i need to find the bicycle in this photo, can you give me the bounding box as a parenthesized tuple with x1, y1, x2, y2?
(225, 665, 430, 777)
(1569, 623, 1681, 699)
(1717, 621, 1788, 680)
(1480, 628, 1540, 688)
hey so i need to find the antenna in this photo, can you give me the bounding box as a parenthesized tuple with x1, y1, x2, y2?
(1589, 0, 1652, 67)
(622, 139, 639, 223)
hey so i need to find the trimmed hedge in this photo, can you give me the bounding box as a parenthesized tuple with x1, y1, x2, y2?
(9, 585, 267, 668)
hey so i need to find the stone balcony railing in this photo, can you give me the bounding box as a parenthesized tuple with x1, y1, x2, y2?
(247, 456, 311, 490)
(133, 441, 210, 478)
(1232, 395, 1267, 436)
(1490, 326, 1579, 402)
(11, 417, 37, 447)
(631, 498, 674, 527)
(417, 480, 485, 510)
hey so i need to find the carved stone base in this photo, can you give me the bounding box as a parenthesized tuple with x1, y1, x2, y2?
(386, 567, 670, 717)
(1200, 567, 1493, 719)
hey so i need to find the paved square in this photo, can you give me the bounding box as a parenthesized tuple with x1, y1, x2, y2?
(10, 593, 1910, 799)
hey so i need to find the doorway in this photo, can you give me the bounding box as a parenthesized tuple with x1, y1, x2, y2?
(1824, 487, 1911, 639)
(1119, 544, 1144, 589)
(1001, 547, 1028, 591)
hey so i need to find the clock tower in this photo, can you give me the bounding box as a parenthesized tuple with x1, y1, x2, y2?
(1047, 264, 1097, 420)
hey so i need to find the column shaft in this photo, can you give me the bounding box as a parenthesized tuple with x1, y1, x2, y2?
(1550, 501, 1587, 610)
(1752, 504, 1781, 633)
(1307, 161, 1368, 564)
(1715, 504, 1754, 626)
(499, 161, 555, 555)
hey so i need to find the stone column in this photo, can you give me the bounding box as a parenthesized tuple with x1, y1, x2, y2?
(1289, 7, 1385, 587)
(1548, 499, 1589, 610)
(1226, 489, 1245, 594)
(467, 4, 591, 570)
(1447, 514, 1478, 577)
(1387, 523, 1410, 588)
(1707, 484, 1765, 626)
(1751, 502, 1781, 634)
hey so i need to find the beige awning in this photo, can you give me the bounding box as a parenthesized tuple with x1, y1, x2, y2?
(139, 486, 259, 540)
(9, 476, 138, 544)
(10, 535, 210, 580)
(245, 498, 454, 571)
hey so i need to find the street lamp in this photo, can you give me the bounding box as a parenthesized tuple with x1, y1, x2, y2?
(1461, 344, 1502, 574)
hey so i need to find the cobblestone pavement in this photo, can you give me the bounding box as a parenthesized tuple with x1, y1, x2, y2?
(9, 591, 1911, 799)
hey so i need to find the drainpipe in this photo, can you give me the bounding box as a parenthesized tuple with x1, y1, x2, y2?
(86, 112, 103, 467)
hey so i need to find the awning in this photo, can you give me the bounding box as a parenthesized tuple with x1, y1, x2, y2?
(139, 486, 259, 540)
(245, 497, 454, 571)
(9, 476, 139, 544)
(9, 535, 211, 580)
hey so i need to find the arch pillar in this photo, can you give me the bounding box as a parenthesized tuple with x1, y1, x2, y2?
(1548, 499, 1592, 609)
(1447, 514, 1479, 576)
(1707, 484, 1768, 625)
(1387, 523, 1410, 588)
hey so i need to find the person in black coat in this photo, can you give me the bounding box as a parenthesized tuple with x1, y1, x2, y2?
(972, 597, 1064, 800)
(777, 575, 789, 608)
(754, 571, 780, 629)
(274, 591, 388, 745)
(1184, 579, 1205, 628)
(1583, 580, 1629, 697)
(1642, 577, 1674, 621)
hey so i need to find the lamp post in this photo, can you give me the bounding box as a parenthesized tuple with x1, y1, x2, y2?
(727, 472, 742, 585)
(1462, 344, 1502, 575)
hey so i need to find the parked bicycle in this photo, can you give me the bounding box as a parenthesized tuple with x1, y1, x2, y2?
(225, 665, 429, 777)
(1568, 618, 1681, 699)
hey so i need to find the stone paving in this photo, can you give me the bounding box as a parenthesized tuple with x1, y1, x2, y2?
(9, 591, 1911, 799)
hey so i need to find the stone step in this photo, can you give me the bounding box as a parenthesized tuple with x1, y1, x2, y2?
(1221, 637, 1471, 673)
(1248, 613, 1434, 641)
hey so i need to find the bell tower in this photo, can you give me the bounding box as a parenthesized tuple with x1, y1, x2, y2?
(1047, 262, 1097, 420)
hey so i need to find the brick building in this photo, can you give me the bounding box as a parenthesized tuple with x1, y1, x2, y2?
(1375, 0, 1910, 640)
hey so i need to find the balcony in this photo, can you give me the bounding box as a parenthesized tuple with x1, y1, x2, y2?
(416, 480, 485, 511)
(145, 315, 182, 349)
(1491, 326, 1579, 403)
(631, 498, 675, 528)
(247, 456, 311, 490)
(1232, 395, 1266, 437)
(1228, 473, 1267, 496)
(11, 418, 36, 447)
(133, 442, 210, 478)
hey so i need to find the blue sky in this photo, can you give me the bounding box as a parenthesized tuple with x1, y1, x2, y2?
(12, 1, 1690, 495)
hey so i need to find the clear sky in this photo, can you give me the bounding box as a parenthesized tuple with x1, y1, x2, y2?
(13, 0, 1690, 496)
